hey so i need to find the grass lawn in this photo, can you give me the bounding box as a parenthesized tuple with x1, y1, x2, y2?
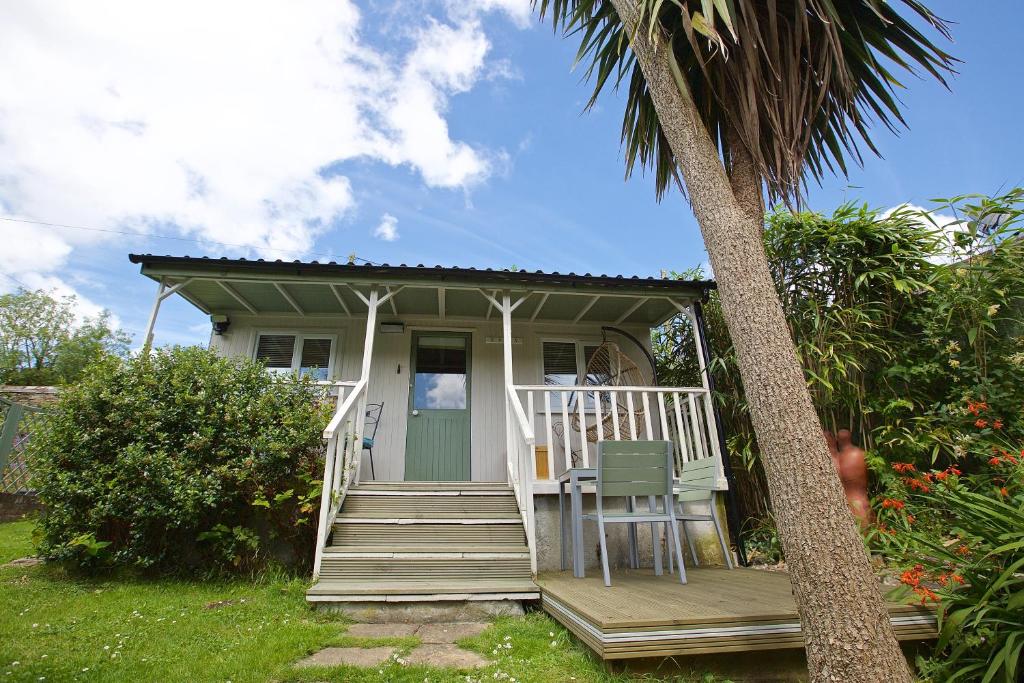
(0, 519, 721, 682)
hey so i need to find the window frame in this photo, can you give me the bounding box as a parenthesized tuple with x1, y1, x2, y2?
(252, 330, 339, 380)
(539, 337, 604, 411)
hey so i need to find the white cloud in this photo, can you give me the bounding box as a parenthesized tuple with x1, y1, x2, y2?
(0, 0, 529, 304)
(882, 204, 965, 264)
(425, 373, 467, 409)
(374, 213, 400, 241)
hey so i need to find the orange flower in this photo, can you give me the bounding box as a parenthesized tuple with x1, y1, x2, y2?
(946, 465, 962, 476)
(935, 470, 949, 481)
(975, 418, 988, 429)
(914, 586, 940, 604)
(882, 498, 905, 510)
(993, 419, 1003, 430)
(905, 478, 931, 493)
(922, 472, 935, 483)
(967, 400, 988, 415)
(956, 545, 971, 557)
(906, 515, 916, 525)
(892, 462, 916, 474)
(999, 487, 1009, 497)
(1007, 455, 1019, 465)
(990, 456, 1003, 467)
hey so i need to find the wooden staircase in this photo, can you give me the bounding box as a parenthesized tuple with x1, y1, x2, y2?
(307, 482, 539, 603)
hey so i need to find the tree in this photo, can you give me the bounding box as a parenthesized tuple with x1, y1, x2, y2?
(536, 1, 955, 680)
(0, 288, 131, 385)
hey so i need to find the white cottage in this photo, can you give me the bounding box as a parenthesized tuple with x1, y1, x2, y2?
(130, 255, 738, 607)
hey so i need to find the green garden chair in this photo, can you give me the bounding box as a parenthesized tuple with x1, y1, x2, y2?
(669, 454, 734, 572)
(581, 440, 687, 587)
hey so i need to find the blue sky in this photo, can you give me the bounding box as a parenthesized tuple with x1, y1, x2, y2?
(1, 1, 1021, 348)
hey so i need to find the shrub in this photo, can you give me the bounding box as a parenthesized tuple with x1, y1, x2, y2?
(874, 436, 1023, 683)
(27, 346, 331, 574)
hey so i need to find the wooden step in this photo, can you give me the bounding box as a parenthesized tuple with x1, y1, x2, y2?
(330, 522, 526, 547)
(323, 545, 528, 555)
(354, 481, 511, 493)
(340, 494, 520, 518)
(307, 578, 539, 601)
(318, 556, 531, 581)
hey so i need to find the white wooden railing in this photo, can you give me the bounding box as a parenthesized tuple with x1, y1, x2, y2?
(505, 385, 537, 574)
(312, 378, 365, 579)
(510, 385, 726, 487)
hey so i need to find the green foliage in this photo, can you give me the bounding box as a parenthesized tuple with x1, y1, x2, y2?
(874, 448, 1024, 683)
(534, 0, 954, 202)
(26, 346, 331, 574)
(0, 288, 131, 385)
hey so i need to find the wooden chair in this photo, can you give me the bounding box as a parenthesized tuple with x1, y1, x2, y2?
(670, 455, 734, 572)
(580, 440, 686, 587)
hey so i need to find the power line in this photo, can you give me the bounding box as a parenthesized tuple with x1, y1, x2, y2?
(0, 271, 31, 290)
(0, 215, 377, 265)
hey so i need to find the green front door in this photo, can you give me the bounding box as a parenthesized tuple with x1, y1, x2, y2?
(404, 332, 471, 481)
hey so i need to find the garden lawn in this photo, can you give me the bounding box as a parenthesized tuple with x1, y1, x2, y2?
(0, 520, 722, 682)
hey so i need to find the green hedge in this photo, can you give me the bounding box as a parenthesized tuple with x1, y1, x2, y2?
(27, 346, 331, 574)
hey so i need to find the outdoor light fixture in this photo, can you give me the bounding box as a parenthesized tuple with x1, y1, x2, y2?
(210, 314, 230, 335)
(379, 321, 405, 334)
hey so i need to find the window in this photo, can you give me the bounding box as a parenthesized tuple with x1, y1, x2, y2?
(412, 335, 468, 410)
(542, 340, 602, 408)
(254, 333, 335, 379)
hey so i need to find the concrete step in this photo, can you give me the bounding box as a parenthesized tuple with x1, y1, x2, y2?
(306, 578, 539, 601)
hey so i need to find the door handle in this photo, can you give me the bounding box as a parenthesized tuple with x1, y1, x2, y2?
(412, 410, 420, 417)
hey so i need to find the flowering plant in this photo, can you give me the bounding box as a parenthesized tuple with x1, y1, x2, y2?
(873, 423, 1023, 682)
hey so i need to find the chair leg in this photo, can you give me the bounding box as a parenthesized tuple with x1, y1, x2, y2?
(648, 496, 662, 576)
(683, 521, 699, 566)
(368, 448, 375, 480)
(597, 517, 612, 587)
(711, 504, 734, 570)
(627, 496, 639, 570)
(668, 515, 687, 585)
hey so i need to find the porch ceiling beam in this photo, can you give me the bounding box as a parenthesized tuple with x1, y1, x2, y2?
(274, 283, 304, 315)
(217, 281, 258, 314)
(614, 297, 648, 324)
(158, 278, 194, 301)
(375, 285, 404, 309)
(529, 292, 549, 322)
(345, 284, 370, 307)
(438, 287, 446, 318)
(509, 291, 532, 312)
(573, 295, 600, 323)
(384, 286, 399, 315)
(328, 284, 352, 316)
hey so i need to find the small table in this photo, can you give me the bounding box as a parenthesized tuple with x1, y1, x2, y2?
(558, 467, 639, 578)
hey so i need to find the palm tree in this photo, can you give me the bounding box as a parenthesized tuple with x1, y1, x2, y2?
(536, 1, 955, 680)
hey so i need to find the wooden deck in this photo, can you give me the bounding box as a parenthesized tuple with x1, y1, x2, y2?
(536, 568, 937, 660)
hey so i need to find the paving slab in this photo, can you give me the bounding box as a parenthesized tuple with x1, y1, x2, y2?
(346, 622, 419, 638)
(404, 644, 489, 669)
(294, 646, 396, 668)
(415, 622, 489, 643)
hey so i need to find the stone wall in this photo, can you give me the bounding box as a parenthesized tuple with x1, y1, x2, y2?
(0, 385, 60, 408)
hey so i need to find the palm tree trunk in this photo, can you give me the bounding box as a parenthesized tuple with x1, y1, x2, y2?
(724, 123, 765, 226)
(607, 1, 912, 680)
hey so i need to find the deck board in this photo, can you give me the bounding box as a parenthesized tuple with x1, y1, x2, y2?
(536, 568, 936, 660)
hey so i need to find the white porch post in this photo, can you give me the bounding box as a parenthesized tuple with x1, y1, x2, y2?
(501, 292, 514, 486)
(686, 305, 727, 487)
(354, 287, 379, 484)
(142, 277, 167, 354)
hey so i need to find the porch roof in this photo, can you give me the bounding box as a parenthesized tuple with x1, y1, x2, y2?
(129, 254, 714, 325)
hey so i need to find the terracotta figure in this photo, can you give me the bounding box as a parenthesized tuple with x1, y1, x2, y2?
(825, 429, 873, 528)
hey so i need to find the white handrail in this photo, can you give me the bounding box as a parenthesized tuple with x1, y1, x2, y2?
(323, 378, 367, 439)
(313, 379, 368, 579)
(509, 384, 727, 489)
(506, 384, 534, 444)
(512, 384, 708, 393)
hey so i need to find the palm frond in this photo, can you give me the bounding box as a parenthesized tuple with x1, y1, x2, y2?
(535, 0, 957, 204)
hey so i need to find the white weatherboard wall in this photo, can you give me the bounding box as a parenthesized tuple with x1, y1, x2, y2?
(209, 313, 654, 482)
